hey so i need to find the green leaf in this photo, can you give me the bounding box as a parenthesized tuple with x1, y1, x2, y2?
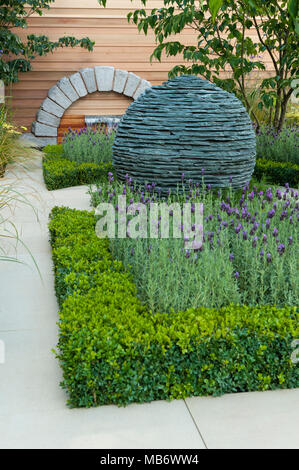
(288, 0, 298, 19)
(209, 0, 223, 22)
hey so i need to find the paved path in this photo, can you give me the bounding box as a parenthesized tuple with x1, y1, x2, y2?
(0, 154, 298, 449)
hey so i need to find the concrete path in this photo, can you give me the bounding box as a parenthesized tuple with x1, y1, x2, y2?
(0, 154, 298, 449)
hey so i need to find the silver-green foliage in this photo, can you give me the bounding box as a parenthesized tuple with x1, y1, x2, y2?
(63, 126, 115, 165)
(91, 178, 299, 313)
(256, 124, 299, 164)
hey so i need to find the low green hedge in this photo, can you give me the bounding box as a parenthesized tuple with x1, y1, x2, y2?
(43, 145, 113, 190)
(254, 158, 299, 187)
(49, 207, 299, 407)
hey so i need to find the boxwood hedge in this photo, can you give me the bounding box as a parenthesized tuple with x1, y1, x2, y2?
(253, 158, 299, 187)
(49, 207, 299, 408)
(43, 145, 113, 190)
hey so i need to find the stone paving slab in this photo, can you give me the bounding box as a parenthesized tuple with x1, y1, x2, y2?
(0, 400, 205, 450)
(186, 389, 299, 449)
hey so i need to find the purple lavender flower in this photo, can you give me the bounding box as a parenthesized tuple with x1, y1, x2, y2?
(252, 236, 258, 248)
(272, 227, 278, 237)
(288, 236, 293, 245)
(277, 243, 285, 255)
(242, 230, 248, 240)
(234, 272, 239, 279)
(267, 208, 275, 218)
(266, 253, 272, 263)
(235, 223, 242, 234)
(229, 253, 234, 262)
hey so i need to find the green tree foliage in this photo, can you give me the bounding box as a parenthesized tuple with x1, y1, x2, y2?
(0, 0, 94, 84)
(98, 0, 299, 131)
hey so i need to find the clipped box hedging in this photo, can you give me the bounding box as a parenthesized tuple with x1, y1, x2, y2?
(254, 158, 299, 187)
(49, 207, 299, 408)
(43, 145, 113, 190)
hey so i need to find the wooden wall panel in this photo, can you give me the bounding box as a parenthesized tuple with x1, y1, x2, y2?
(8, 0, 274, 129)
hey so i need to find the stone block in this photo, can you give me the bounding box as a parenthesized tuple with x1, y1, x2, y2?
(123, 72, 141, 97)
(69, 72, 88, 97)
(36, 109, 60, 128)
(19, 133, 57, 148)
(32, 121, 57, 137)
(80, 68, 97, 93)
(41, 98, 65, 118)
(48, 85, 72, 110)
(57, 77, 79, 102)
(113, 69, 129, 94)
(95, 66, 115, 92)
(133, 79, 152, 100)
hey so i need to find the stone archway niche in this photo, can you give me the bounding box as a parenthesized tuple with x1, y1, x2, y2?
(31, 66, 151, 145)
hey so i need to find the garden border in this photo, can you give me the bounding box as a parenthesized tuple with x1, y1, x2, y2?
(49, 206, 299, 408)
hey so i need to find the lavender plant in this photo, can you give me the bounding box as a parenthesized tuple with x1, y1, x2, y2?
(256, 124, 299, 164)
(63, 125, 116, 165)
(90, 175, 298, 313)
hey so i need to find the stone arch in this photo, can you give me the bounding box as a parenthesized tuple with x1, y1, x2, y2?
(31, 66, 151, 140)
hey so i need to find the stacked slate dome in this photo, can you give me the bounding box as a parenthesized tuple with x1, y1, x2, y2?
(112, 75, 256, 191)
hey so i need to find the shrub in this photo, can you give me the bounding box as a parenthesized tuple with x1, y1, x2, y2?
(254, 158, 299, 187)
(63, 126, 116, 165)
(0, 105, 28, 176)
(256, 125, 299, 165)
(49, 207, 299, 408)
(91, 176, 299, 312)
(42, 145, 113, 190)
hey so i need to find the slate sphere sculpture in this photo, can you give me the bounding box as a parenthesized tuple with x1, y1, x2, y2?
(113, 75, 256, 191)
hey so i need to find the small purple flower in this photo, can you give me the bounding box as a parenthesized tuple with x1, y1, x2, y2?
(234, 272, 239, 279)
(272, 227, 278, 237)
(242, 230, 248, 240)
(181, 173, 185, 181)
(235, 223, 242, 234)
(288, 236, 293, 245)
(277, 243, 285, 255)
(252, 236, 259, 248)
(266, 253, 272, 263)
(267, 209, 275, 219)
(260, 249, 264, 257)
(263, 234, 267, 243)
(201, 168, 205, 176)
(248, 191, 254, 201)
(229, 253, 234, 262)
